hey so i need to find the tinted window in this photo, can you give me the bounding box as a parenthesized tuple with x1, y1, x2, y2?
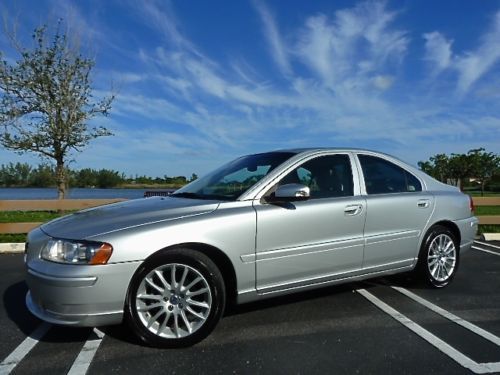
(358, 154, 422, 194)
(281, 154, 354, 199)
(174, 152, 296, 200)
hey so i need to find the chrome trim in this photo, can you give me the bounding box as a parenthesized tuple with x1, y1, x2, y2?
(256, 238, 364, 262)
(364, 230, 420, 245)
(257, 258, 414, 294)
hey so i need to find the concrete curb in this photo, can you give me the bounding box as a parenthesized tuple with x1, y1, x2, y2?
(0, 243, 25, 253)
(481, 233, 500, 241)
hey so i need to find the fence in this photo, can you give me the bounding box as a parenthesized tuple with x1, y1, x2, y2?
(0, 199, 124, 234)
(0, 197, 499, 234)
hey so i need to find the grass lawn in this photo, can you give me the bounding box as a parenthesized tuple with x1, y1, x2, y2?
(475, 206, 500, 215)
(0, 211, 70, 223)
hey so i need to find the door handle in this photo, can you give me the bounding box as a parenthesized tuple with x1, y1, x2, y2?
(344, 204, 363, 216)
(418, 199, 430, 208)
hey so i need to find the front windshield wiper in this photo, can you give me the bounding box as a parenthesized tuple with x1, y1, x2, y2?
(170, 192, 235, 201)
(170, 192, 206, 199)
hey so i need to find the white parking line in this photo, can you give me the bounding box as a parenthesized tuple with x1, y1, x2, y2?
(475, 241, 500, 251)
(0, 322, 51, 375)
(391, 286, 500, 346)
(357, 289, 500, 374)
(472, 246, 500, 257)
(67, 328, 105, 375)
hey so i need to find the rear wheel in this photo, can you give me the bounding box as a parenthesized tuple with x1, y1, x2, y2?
(126, 249, 225, 347)
(416, 225, 459, 288)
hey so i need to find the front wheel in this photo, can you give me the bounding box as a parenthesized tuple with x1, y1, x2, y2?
(125, 249, 226, 347)
(416, 225, 460, 288)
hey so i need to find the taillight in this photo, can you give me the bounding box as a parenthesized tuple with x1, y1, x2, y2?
(469, 195, 475, 214)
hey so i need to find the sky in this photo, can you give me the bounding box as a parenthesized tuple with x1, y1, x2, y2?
(0, 0, 499, 178)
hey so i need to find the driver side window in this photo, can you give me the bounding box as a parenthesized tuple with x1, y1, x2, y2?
(280, 154, 354, 199)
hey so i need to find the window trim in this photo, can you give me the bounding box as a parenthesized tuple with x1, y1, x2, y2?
(355, 152, 424, 196)
(257, 152, 361, 201)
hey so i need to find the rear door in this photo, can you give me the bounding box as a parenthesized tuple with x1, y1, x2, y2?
(357, 154, 434, 270)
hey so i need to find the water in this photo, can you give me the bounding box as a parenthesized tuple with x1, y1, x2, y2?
(0, 187, 174, 200)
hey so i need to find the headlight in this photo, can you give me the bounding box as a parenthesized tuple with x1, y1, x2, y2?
(41, 239, 113, 265)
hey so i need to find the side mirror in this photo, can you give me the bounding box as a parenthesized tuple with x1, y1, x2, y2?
(267, 183, 310, 203)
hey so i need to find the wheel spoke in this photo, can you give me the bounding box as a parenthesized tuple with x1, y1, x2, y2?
(173, 313, 180, 338)
(137, 302, 163, 312)
(147, 309, 165, 329)
(179, 267, 189, 290)
(171, 264, 177, 289)
(137, 294, 162, 301)
(145, 277, 164, 294)
(187, 287, 208, 297)
(187, 298, 210, 309)
(157, 312, 171, 335)
(185, 276, 202, 290)
(430, 263, 438, 278)
(428, 258, 438, 267)
(180, 310, 192, 334)
(186, 306, 205, 320)
(155, 270, 170, 289)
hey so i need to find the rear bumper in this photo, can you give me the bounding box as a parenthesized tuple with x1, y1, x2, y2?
(454, 216, 479, 254)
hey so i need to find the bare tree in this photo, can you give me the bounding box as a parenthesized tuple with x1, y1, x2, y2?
(0, 21, 114, 198)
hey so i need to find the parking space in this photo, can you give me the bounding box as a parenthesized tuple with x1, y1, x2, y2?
(1, 241, 500, 374)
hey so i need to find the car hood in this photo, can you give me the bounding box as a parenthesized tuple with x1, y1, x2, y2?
(40, 196, 220, 239)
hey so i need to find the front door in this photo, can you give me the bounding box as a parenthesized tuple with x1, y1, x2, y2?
(254, 153, 366, 292)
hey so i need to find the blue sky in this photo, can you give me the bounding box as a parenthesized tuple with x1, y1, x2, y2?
(1, 0, 500, 177)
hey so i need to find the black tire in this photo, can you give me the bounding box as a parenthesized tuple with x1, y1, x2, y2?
(125, 248, 226, 348)
(415, 225, 460, 288)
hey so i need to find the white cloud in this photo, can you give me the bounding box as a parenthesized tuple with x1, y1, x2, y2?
(423, 12, 500, 94)
(252, 0, 291, 75)
(423, 31, 453, 72)
(455, 12, 500, 93)
(296, 1, 408, 88)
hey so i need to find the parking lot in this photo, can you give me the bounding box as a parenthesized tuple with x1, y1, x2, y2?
(1, 240, 499, 375)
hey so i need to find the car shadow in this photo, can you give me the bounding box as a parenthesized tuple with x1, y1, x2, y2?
(3, 281, 39, 336)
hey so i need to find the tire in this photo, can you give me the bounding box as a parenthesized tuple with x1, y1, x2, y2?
(125, 249, 226, 348)
(415, 225, 460, 288)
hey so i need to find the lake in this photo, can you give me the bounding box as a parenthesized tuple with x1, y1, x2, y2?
(0, 188, 175, 200)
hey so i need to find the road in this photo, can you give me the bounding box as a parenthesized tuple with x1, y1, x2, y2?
(1, 241, 500, 374)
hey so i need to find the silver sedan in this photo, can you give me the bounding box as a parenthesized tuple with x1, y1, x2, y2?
(25, 148, 478, 347)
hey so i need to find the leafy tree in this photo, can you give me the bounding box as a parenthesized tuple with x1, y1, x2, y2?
(467, 148, 500, 196)
(0, 21, 114, 198)
(30, 164, 55, 187)
(419, 148, 500, 192)
(96, 169, 123, 188)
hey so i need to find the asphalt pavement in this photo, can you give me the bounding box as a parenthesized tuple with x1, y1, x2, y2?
(1, 241, 500, 375)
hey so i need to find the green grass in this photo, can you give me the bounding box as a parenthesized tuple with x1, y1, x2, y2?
(478, 225, 500, 234)
(475, 206, 500, 215)
(0, 233, 27, 243)
(0, 211, 70, 223)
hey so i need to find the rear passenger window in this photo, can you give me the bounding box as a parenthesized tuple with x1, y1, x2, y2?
(358, 155, 422, 194)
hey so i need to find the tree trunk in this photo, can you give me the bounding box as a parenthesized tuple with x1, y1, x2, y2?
(481, 181, 485, 197)
(55, 160, 67, 200)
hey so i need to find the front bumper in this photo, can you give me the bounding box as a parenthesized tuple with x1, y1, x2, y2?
(25, 228, 142, 327)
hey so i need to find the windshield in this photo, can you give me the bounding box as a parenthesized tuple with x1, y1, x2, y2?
(172, 152, 296, 201)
